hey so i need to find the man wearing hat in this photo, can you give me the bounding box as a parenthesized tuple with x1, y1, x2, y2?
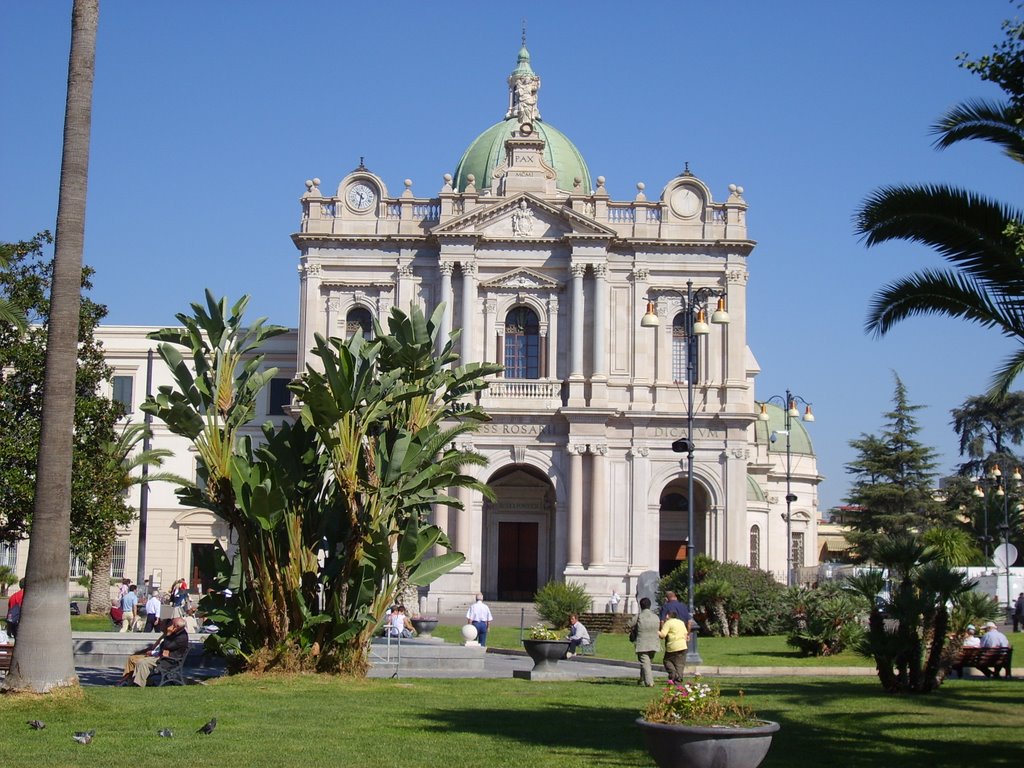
(962, 624, 981, 648)
(980, 620, 1009, 649)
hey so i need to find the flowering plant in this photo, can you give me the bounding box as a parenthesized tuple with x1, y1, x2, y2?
(641, 677, 761, 727)
(526, 623, 560, 640)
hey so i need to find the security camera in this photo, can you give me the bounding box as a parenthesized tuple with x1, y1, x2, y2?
(671, 438, 693, 454)
(770, 431, 778, 443)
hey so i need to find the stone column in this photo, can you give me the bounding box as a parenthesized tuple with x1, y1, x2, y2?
(567, 443, 585, 568)
(546, 295, 559, 381)
(297, 262, 322, 373)
(455, 484, 471, 556)
(592, 264, 608, 376)
(438, 261, 455, 356)
(589, 443, 608, 566)
(460, 261, 477, 362)
(569, 262, 586, 377)
(484, 297, 497, 365)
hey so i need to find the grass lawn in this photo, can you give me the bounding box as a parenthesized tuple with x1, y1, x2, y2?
(432, 626, 870, 667)
(0, 674, 1020, 767)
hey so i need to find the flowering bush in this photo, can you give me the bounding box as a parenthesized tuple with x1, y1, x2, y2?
(641, 678, 761, 727)
(526, 623, 560, 640)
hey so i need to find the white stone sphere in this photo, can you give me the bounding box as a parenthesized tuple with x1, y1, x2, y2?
(461, 624, 478, 642)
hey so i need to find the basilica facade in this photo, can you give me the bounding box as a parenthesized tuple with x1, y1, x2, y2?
(2, 45, 822, 609)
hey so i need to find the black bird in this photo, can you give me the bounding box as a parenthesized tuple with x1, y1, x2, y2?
(26, 720, 45, 730)
(197, 718, 217, 735)
(72, 730, 95, 745)
(158, 728, 173, 738)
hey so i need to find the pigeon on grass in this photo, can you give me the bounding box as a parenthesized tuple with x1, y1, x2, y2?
(72, 730, 95, 745)
(26, 720, 45, 730)
(197, 718, 217, 735)
(158, 728, 173, 738)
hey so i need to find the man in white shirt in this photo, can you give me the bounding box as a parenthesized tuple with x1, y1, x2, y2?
(566, 613, 591, 657)
(144, 591, 162, 633)
(466, 594, 493, 646)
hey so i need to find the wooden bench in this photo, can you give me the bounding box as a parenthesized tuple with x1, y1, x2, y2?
(576, 631, 601, 657)
(952, 646, 1013, 678)
(0, 644, 13, 676)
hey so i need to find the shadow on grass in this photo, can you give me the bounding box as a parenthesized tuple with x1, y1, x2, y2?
(415, 677, 1024, 768)
(414, 679, 647, 765)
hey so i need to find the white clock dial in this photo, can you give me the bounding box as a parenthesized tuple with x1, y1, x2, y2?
(346, 183, 376, 211)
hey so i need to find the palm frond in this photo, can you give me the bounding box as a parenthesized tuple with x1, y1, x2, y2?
(932, 98, 1024, 164)
(866, 268, 1024, 337)
(855, 185, 1023, 283)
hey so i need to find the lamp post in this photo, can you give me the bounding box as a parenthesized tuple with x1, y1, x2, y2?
(757, 390, 814, 588)
(641, 280, 729, 665)
(973, 463, 1020, 616)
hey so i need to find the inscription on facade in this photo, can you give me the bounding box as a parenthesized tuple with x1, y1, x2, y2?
(478, 420, 564, 436)
(652, 427, 714, 439)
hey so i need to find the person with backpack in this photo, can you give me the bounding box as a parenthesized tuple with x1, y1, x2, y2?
(5, 579, 25, 638)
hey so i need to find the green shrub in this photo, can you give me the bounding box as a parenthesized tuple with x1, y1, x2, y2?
(534, 580, 589, 629)
(950, 589, 1002, 633)
(785, 581, 867, 656)
(658, 556, 788, 636)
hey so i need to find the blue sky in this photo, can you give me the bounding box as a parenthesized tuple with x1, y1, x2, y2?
(2, 1, 1023, 511)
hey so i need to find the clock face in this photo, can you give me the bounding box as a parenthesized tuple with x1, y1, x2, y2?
(670, 187, 701, 219)
(346, 182, 376, 211)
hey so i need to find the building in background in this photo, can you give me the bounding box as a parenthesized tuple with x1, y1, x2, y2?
(1, 44, 821, 606)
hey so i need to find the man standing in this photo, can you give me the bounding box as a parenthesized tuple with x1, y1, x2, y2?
(120, 617, 189, 687)
(119, 584, 138, 633)
(144, 590, 162, 633)
(1013, 593, 1024, 633)
(466, 593, 493, 647)
(659, 590, 691, 627)
(5, 579, 25, 638)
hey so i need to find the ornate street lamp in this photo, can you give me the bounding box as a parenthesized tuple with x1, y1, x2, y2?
(641, 280, 728, 664)
(757, 390, 814, 588)
(974, 463, 1020, 616)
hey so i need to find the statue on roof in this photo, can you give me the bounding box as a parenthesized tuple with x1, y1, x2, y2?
(506, 33, 542, 128)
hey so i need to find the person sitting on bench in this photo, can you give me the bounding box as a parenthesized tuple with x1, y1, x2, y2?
(566, 613, 590, 657)
(119, 617, 189, 687)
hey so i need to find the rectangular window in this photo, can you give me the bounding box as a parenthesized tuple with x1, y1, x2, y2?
(790, 532, 805, 572)
(109, 540, 127, 579)
(112, 374, 134, 411)
(268, 378, 291, 415)
(0, 542, 17, 570)
(68, 551, 88, 579)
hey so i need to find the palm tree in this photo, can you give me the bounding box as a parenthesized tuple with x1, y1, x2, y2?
(0, 251, 26, 331)
(3, 0, 98, 693)
(85, 423, 188, 615)
(856, 72, 1024, 397)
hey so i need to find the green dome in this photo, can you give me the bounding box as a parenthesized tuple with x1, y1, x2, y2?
(754, 403, 816, 456)
(453, 118, 592, 194)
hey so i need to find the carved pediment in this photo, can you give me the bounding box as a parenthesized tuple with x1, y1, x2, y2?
(480, 267, 560, 291)
(432, 193, 616, 240)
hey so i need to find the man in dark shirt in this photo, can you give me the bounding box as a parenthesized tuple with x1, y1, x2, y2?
(659, 590, 692, 627)
(120, 617, 189, 686)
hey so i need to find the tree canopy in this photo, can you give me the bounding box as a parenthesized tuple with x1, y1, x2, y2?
(844, 375, 951, 559)
(0, 233, 132, 562)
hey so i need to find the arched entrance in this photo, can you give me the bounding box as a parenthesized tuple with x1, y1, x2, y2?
(659, 480, 709, 576)
(483, 464, 555, 600)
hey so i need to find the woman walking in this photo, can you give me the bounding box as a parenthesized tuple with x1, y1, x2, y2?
(628, 597, 662, 686)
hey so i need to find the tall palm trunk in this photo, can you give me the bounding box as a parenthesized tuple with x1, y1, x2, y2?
(3, 0, 98, 693)
(86, 542, 114, 615)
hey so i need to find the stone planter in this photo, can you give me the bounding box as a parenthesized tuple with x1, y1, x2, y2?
(411, 618, 439, 639)
(522, 639, 571, 672)
(635, 718, 779, 768)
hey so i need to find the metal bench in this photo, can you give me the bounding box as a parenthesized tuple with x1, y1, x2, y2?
(0, 643, 13, 676)
(576, 631, 601, 657)
(952, 646, 1013, 678)
(150, 653, 188, 686)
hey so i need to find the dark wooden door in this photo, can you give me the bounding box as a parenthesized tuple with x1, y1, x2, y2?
(498, 522, 538, 600)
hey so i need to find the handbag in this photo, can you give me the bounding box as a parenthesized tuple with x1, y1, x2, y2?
(628, 621, 638, 643)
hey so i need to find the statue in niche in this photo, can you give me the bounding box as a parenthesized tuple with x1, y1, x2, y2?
(511, 200, 535, 237)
